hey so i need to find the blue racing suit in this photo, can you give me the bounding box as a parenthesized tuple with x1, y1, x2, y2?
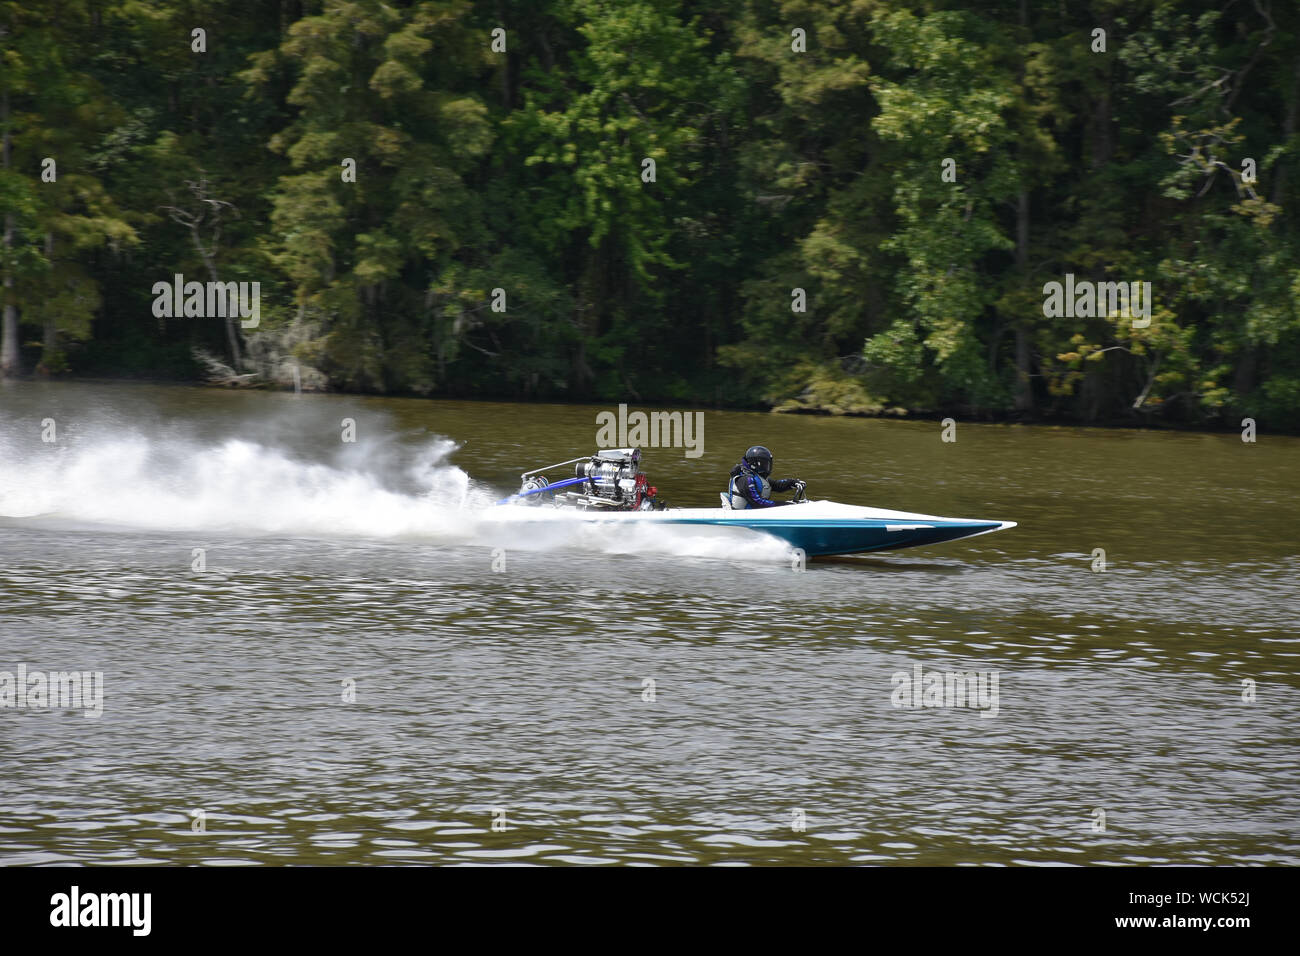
(726, 464, 801, 509)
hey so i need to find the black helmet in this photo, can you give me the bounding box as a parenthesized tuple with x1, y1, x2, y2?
(743, 445, 773, 477)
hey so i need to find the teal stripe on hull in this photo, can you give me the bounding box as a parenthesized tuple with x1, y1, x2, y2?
(656, 518, 1004, 557)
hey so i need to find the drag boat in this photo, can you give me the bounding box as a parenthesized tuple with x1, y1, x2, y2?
(489, 448, 1015, 558)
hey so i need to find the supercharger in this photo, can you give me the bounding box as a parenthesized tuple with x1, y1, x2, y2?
(515, 448, 663, 511)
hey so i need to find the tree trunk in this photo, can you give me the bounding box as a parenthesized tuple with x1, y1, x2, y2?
(496, 1, 511, 109)
(1, 91, 17, 378)
(1272, 56, 1300, 206)
(1090, 21, 1115, 172)
(1014, 189, 1034, 412)
(39, 232, 56, 373)
(190, 228, 242, 368)
(1010, 1, 1034, 414)
(1233, 345, 1257, 399)
(571, 245, 601, 394)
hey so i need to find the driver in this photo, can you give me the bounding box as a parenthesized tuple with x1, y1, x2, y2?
(726, 445, 805, 509)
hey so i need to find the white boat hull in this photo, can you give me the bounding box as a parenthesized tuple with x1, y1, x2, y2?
(486, 500, 1015, 557)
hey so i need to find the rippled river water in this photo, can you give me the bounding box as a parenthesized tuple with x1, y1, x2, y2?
(1, 381, 1297, 865)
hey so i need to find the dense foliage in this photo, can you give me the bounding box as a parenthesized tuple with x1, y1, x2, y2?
(2, 0, 1298, 429)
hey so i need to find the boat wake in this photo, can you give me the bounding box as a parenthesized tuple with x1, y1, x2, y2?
(0, 425, 476, 536)
(0, 416, 792, 562)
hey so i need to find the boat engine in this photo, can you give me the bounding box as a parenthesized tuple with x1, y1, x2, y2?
(512, 448, 663, 510)
(576, 448, 661, 510)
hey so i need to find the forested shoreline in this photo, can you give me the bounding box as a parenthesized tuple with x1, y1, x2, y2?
(2, 1, 1298, 430)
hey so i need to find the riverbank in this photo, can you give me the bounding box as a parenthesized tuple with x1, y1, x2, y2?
(6, 372, 1288, 439)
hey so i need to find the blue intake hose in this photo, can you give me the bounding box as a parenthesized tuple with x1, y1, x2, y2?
(495, 474, 589, 505)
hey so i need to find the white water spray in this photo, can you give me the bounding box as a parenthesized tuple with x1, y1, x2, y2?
(0, 416, 790, 562)
(0, 424, 488, 540)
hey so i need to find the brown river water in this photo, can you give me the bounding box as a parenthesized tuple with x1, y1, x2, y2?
(1, 380, 1297, 865)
